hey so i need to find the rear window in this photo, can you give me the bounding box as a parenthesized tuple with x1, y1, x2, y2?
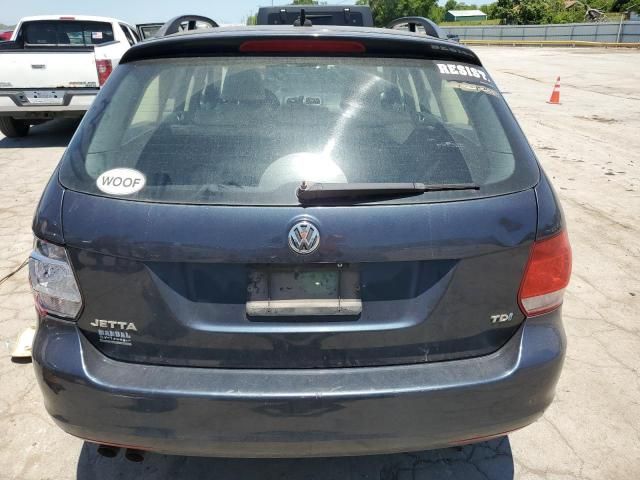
(59, 56, 539, 205)
(23, 21, 114, 46)
(137, 25, 161, 39)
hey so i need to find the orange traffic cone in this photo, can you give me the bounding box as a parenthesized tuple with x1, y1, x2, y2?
(547, 77, 561, 104)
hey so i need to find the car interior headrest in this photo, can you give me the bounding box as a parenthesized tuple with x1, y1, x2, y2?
(221, 69, 266, 103)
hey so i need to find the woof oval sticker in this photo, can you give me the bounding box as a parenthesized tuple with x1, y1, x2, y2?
(96, 168, 146, 196)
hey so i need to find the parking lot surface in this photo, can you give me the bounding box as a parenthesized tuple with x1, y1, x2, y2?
(0, 47, 638, 480)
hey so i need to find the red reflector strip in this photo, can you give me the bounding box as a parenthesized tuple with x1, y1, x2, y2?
(518, 229, 572, 316)
(95, 59, 113, 87)
(239, 40, 366, 54)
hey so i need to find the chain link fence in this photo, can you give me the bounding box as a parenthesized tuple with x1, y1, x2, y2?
(440, 21, 640, 44)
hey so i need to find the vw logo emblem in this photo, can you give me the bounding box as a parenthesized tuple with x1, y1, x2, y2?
(288, 221, 320, 255)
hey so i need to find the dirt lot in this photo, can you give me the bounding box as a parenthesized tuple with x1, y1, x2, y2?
(0, 47, 638, 480)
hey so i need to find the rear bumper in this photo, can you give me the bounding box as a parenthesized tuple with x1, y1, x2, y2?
(0, 89, 98, 117)
(33, 311, 565, 458)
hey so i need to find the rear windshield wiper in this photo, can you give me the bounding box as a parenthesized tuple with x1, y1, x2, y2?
(296, 181, 479, 203)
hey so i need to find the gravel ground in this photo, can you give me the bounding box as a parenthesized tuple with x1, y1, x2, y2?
(0, 46, 638, 479)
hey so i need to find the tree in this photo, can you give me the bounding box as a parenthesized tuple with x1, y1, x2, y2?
(493, 0, 619, 24)
(549, 0, 584, 22)
(430, 5, 447, 22)
(494, 0, 558, 24)
(611, 0, 634, 11)
(445, 0, 459, 11)
(519, 0, 554, 23)
(493, 0, 514, 23)
(480, 3, 499, 18)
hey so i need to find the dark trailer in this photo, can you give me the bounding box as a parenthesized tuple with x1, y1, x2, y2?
(257, 5, 374, 27)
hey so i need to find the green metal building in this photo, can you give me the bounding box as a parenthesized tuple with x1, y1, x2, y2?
(444, 10, 488, 22)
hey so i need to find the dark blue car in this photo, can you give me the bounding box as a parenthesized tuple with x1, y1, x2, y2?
(29, 24, 571, 459)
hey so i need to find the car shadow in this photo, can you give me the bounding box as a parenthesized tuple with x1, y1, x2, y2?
(76, 437, 514, 480)
(0, 118, 78, 148)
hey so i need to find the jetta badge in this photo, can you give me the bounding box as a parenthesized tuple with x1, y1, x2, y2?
(288, 221, 320, 255)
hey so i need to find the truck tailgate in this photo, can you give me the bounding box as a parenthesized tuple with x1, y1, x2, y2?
(0, 50, 99, 89)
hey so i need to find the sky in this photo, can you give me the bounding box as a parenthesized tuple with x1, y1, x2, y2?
(0, 0, 341, 26)
(1, 0, 490, 27)
(1, 0, 285, 26)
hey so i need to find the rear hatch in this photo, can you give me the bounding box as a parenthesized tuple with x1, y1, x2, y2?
(58, 48, 540, 368)
(0, 20, 115, 89)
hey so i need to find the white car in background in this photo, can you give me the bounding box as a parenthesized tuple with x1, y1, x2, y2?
(0, 15, 139, 137)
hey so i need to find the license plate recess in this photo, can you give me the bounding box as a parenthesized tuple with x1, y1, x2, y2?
(247, 264, 361, 316)
(25, 91, 65, 105)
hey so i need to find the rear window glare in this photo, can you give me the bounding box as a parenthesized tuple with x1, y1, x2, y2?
(60, 56, 539, 205)
(23, 21, 114, 46)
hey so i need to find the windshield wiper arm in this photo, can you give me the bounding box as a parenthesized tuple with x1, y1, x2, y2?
(296, 181, 479, 202)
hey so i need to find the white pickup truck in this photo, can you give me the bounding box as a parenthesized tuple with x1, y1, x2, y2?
(0, 15, 140, 137)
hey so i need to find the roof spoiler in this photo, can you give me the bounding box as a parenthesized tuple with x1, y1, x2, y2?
(154, 15, 219, 38)
(386, 16, 447, 40)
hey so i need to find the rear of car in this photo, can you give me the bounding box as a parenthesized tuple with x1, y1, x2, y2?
(30, 27, 570, 457)
(0, 16, 137, 137)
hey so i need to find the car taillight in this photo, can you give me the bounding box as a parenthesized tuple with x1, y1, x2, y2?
(239, 40, 366, 53)
(518, 229, 572, 316)
(95, 59, 113, 87)
(29, 239, 82, 319)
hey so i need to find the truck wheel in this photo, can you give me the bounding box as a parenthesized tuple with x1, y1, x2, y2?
(0, 117, 30, 138)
